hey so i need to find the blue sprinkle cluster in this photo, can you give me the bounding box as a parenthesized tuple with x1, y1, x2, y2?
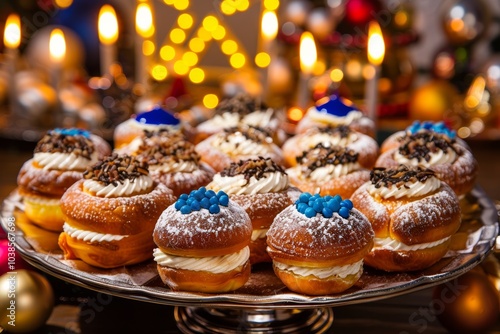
(407, 121, 456, 139)
(53, 128, 90, 138)
(174, 187, 229, 215)
(295, 192, 353, 219)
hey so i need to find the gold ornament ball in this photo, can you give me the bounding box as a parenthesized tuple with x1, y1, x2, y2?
(409, 80, 460, 122)
(433, 270, 500, 333)
(0, 270, 55, 333)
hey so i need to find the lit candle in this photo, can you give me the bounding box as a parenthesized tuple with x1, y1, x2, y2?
(49, 28, 66, 123)
(297, 31, 316, 111)
(3, 13, 21, 108)
(259, 10, 278, 100)
(365, 21, 385, 124)
(98, 4, 119, 79)
(135, 2, 154, 90)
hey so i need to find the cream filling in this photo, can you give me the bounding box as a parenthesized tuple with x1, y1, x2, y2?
(274, 259, 363, 279)
(367, 178, 441, 199)
(83, 175, 153, 198)
(153, 246, 250, 274)
(208, 172, 288, 195)
(63, 222, 128, 242)
(394, 149, 457, 167)
(303, 132, 357, 149)
(34, 152, 99, 171)
(251, 228, 268, 241)
(373, 236, 450, 251)
(211, 132, 271, 156)
(307, 162, 360, 181)
(149, 160, 198, 173)
(307, 107, 363, 125)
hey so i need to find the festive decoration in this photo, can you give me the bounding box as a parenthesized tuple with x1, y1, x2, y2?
(441, 0, 490, 46)
(0, 270, 55, 333)
(433, 267, 499, 333)
(408, 79, 460, 122)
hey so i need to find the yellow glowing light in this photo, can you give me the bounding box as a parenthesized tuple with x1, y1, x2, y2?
(178, 13, 193, 29)
(203, 94, 219, 109)
(235, 0, 250, 11)
(362, 64, 376, 80)
(230, 53, 246, 69)
(203, 16, 219, 32)
(264, 0, 280, 11)
(221, 1, 237, 15)
(221, 40, 238, 55)
(197, 27, 212, 42)
(255, 52, 271, 68)
(143, 40, 155, 56)
(465, 75, 486, 109)
(394, 11, 408, 27)
(189, 38, 205, 53)
(4, 14, 21, 49)
(212, 25, 226, 40)
(170, 28, 186, 44)
(136, 3, 154, 38)
(299, 31, 316, 74)
(330, 68, 344, 82)
(49, 28, 66, 63)
(55, 0, 73, 8)
(189, 67, 205, 83)
(174, 60, 189, 76)
(173, 0, 190, 11)
(160, 45, 176, 61)
(367, 21, 385, 66)
(261, 10, 278, 41)
(345, 59, 362, 80)
(450, 18, 464, 33)
(287, 107, 304, 122)
(151, 64, 168, 81)
(163, 0, 175, 5)
(313, 60, 325, 76)
(182, 51, 198, 66)
(98, 5, 118, 45)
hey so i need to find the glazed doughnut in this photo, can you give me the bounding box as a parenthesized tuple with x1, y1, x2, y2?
(295, 94, 375, 137)
(113, 105, 182, 149)
(58, 154, 176, 268)
(206, 157, 301, 264)
(286, 143, 370, 198)
(350, 165, 462, 272)
(17, 128, 110, 232)
(282, 125, 379, 169)
(153, 187, 252, 293)
(267, 193, 374, 295)
(195, 125, 284, 173)
(375, 131, 478, 197)
(380, 120, 469, 153)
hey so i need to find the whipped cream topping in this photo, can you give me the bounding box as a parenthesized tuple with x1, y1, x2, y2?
(368, 177, 441, 199)
(242, 109, 276, 129)
(306, 162, 360, 181)
(149, 160, 198, 173)
(308, 107, 364, 125)
(373, 236, 450, 251)
(153, 246, 250, 274)
(303, 132, 357, 149)
(394, 149, 457, 167)
(83, 175, 153, 198)
(34, 152, 99, 171)
(63, 222, 128, 242)
(211, 131, 271, 156)
(273, 259, 363, 279)
(208, 172, 288, 195)
(252, 228, 268, 241)
(197, 112, 240, 131)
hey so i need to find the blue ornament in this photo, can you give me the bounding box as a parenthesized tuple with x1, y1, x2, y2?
(315, 95, 357, 117)
(135, 106, 180, 126)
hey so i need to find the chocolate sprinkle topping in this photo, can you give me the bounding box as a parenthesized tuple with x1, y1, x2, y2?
(83, 153, 149, 186)
(309, 125, 352, 138)
(220, 157, 286, 184)
(296, 143, 359, 176)
(136, 134, 200, 165)
(215, 93, 267, 116)
(398, 132, 456, 162)
(223, 124, 273, 144)
(370, 164, 436, 189)
(35, 129, 95, 159)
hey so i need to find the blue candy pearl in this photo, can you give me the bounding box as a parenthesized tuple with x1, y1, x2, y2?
(200, 197, 210, 209)
(298, 193, 311, 203)
(322, 207, 333, 218)
(209, 204, 220, 214)
(180, 205, 192, 214)
(179, 193, 188, 200)
(174, 199, 186, 210)
(341, 199, 353, 210)
(218, 195, 229, 206)
(205, 190, 216, 198)
(190, 201, 201, 211)
(339, 207, 350, 218)
(305, 207, 316, 218)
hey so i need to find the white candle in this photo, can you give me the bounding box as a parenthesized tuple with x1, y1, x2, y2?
(3, 14, 21, 109)
(259, 10, 278, 101)
(365, 21, 385, 125)
(49, 28, 66, 123)
(297, 31, 316, 111)
(98, 5, 119, 79)
(135, 2, 154, 90)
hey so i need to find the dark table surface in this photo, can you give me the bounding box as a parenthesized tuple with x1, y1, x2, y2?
(1, 136, 500, 334)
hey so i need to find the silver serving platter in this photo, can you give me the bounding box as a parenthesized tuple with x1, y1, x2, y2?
(1, 187, 498, 309)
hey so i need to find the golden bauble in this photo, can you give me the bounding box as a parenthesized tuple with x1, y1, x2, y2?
(409, 79, 460, 122)
(433, 270, 499, 333)
(0, 270, 55, 333)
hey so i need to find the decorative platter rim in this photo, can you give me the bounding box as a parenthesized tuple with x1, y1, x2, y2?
(1, 186, 498, 309)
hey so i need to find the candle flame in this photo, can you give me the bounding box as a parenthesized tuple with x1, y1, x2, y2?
(261, 10, 278, 41)
(299, 31, 316, 74)
(49, 28, 66, 63)
(136, 3, 154, 38)
(4, 14, 21, 49)
(98, 5, 118, 45)
(367, 21, 385, 66)
(464, 75, 486, 110)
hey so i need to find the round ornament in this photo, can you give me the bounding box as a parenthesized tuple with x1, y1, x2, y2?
(408, 79, 460, 122)
(442, 0, 489, 46)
